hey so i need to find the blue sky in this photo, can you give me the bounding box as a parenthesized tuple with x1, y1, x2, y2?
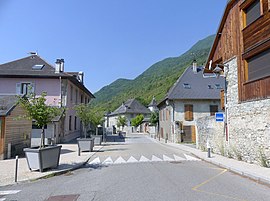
(0, 0, 227, 93)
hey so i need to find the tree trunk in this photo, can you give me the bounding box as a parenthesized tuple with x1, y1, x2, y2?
(40, 126, 45, 148)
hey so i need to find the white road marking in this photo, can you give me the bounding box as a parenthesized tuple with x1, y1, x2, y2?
(114, 156, 126, 164)
(89, 157, 101, 165)
(127, 156, 138, 163)
(184, 154, 201, 161)
(163, 154, 174, 161)
(103, 157, 114, 165)
(173, 154, 186, 161)
(139, 156, 150, 162)
(0, 190, 21, 195)
(151, 155, 163, 162)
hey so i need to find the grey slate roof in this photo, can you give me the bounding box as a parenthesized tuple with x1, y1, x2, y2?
(110, 99, 151, 116)
(158, 66, 224, 106)
(0, 94, 20, 116)
(0, 55, 94, 98)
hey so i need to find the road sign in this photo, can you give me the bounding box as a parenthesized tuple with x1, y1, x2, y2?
(215, 112, 224, 122)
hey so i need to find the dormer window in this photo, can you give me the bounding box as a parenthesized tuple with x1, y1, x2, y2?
(32, 64, 44, 70)
(183, 83, 191, 89)
(215, 84, 222, 89)
(208, 85, 213, 89)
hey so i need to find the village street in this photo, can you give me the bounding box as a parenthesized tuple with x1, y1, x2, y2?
(1, 133, 270, 201)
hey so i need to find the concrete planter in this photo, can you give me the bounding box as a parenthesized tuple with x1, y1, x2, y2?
(24, 145, 62, 172)
(77, 138, 94, 152)
(94, 136, 102, 145)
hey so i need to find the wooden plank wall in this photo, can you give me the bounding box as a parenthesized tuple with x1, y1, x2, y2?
(4, 105, 31, 158)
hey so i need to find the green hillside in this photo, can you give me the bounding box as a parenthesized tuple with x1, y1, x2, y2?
(92, 34, 215, 113)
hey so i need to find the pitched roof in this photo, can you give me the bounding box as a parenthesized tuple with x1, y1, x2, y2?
(110, 99, 151, 116)
(148, 97, 157, 107)
(0, 55, 94, 98)
(0, 94, 20, 116)
(158, 66, 224, 106)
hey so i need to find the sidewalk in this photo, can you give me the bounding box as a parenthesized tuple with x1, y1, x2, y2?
(150, 136, 270, 186)
(0, 143, 103, 187)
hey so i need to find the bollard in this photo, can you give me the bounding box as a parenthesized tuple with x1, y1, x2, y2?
(207, 141, 211, 158)
(15, 155, 18, 183)
(78, 147, 81, 156)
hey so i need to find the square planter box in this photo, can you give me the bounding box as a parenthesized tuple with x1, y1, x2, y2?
(77, 138, 94, 153)
(94, 135, 102, 145)
(24, 145, 62, 172)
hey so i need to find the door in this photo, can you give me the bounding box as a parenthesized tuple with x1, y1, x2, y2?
(0, 117, 5, 159)
(182, 125, 196, 143)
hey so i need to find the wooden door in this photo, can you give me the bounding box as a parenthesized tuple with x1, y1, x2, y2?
(182, 125, 196, 143)
(0, 117, 5, 159)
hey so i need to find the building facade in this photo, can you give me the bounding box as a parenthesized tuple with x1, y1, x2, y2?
(0, 54, 94, 145)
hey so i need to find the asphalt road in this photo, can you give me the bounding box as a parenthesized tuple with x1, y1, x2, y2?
(1, 134, 270, 201)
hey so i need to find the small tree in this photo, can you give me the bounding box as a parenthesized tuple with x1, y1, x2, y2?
(18, 92, 62, 148)
(116, 116, 127, 131)
(150, 111, 159, 126)
(75, 104, 104, 137)
(131, 114, 144, 127)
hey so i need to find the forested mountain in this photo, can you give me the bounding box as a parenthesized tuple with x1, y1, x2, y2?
(92, 34, 215, 113)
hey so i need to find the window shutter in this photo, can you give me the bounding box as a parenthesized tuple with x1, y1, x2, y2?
(189, 105, 193, 121)
(185, 105, 193, 121)
(220, 90, 225, 110)
(185, 105, 189, 120)
(30, 82, 35, 94)
(16, 83, 21, 94)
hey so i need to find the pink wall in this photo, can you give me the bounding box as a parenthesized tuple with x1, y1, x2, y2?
(0, 78, 60, 106)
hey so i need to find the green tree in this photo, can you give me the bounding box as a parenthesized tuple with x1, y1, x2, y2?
(18, 92, 62, 148)
(150, 111, 159, 126)
(116, 116, 127, 131)
(131, 114, 144, 127)
(75, 104, 104, 137)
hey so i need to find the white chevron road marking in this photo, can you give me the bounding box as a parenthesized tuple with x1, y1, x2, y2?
(0, 190, 21, 195)
(184, 154, 201, 161)
(127, 156, 138, 163)
(114, 156, 126, 164)
(139, 156, 150, 162)
(173, 154, 186, 161)
(103, 157, 114, 165)
(151, 155, 163, 162)
(89, 157, 101, 165)
(163, 154, 174, 161)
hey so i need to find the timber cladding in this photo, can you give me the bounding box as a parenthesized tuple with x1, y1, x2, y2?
(3, 105, 31, 159)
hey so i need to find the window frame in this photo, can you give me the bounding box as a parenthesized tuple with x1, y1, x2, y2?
(242, 0, 262, 28)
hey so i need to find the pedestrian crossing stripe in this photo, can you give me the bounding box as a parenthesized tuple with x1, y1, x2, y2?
(89, 154, 201, 166)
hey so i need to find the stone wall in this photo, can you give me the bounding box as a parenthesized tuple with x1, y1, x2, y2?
(197, 56, 270, 166)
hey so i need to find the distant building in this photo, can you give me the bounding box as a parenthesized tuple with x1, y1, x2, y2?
(0, 95, 32, 159)
(105, 99, 151, 133)
(0, 54, 95, 145)
(158, 61, 224, 143)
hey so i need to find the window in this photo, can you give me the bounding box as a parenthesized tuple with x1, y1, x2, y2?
(246, 48, 270, 81)
(184, 104, 193, 121)
(16, 82, 34, 95)
(70, 85, 73, 102)
(69, 116, 72, 131)
(244, 0, 261, 26)
(74, 116, 77, 130)
(75, 90, 78, 104)
(210, 105, 219, 116)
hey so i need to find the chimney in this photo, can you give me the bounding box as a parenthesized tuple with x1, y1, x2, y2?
(60, 59, 64, 72)
(55, 59, 61, 73)
(192, 59, 198, 74)
(78, 71, 84, 84)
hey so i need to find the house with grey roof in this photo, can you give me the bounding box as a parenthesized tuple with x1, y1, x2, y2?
(157, 61, 224, 143)
(0, 95, 32, 159)
(105, 99, 151, 133)
(0, 54, 95, 145)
